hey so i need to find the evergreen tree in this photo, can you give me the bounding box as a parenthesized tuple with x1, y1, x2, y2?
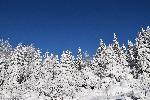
(133, 27, 150, 98)
(127, 40, 139, 79)
(40, 52, 61, 99)
(137, 27, 150, 73)
(75, 47, 84, 71)
(92, 39, 106, 78)
(9, 44, 42, 99)
(0, 40, 12, 86)
(0, 40, 13, 99)
(58, 50, 76, 99)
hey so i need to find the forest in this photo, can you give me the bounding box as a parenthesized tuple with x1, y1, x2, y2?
(0, 27, 150, 100)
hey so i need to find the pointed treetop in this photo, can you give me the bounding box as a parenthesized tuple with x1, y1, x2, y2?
(78, 47, 82, 52)
(98, 39, 106, 51)
(84, 51, 89, 58)
(122, 44, 126, 51)
(141, 27, 145, 32)
(113, 33, 119, 48)
(55, 55, 59, 59)
(113, 33, 117, 41)
(44, 51, 49, 58)
(66, 50, 72, 55)
(100, 39, 103, 46)
(146, 26, 150, 31)
(135, 38, 139, 46)
(37, 49, 42, 54)
(50, 53, 53, 57)
(135, 38, 138, 42)
(128, 40, 133, 47)
(62, 51, 65, 54)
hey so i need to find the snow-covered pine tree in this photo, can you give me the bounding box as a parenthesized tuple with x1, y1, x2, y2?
(42, 53, 55, 81)
(40, 52, 54, 98)
(0, 40, 13, 99)
(83, 51, 92, 69)
(112, 33, 130, 81)
(137, 26, 150, 73)
(0, 39, 12, 86)
(79, 50, 101, 90)
(40, 52, 61, 99)
(75, 47, 84, 71)
(133, 27, 150, 98)
(9, 44, 42, 99)
(57, 50, 76, 99)
(99, 33, 133, 99)
(127, 40, 140, 79)
(60, 50, 74, 69)
(98, 33, 130, 81)
(73, 47, 86, 92)
(112, 33, 120, 55)
(92, 39, 106, 78)
(12, 44, 42, 83)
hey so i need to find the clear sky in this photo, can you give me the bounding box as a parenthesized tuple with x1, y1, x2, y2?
(0, 0, 150, 55)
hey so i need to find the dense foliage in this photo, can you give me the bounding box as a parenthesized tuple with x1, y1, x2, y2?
(0, 27, 150, 100)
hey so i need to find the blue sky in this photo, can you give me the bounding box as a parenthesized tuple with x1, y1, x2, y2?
(0, 0, 150, 55)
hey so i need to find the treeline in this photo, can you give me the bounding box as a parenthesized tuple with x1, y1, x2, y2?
(0, 27, 150, 100)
